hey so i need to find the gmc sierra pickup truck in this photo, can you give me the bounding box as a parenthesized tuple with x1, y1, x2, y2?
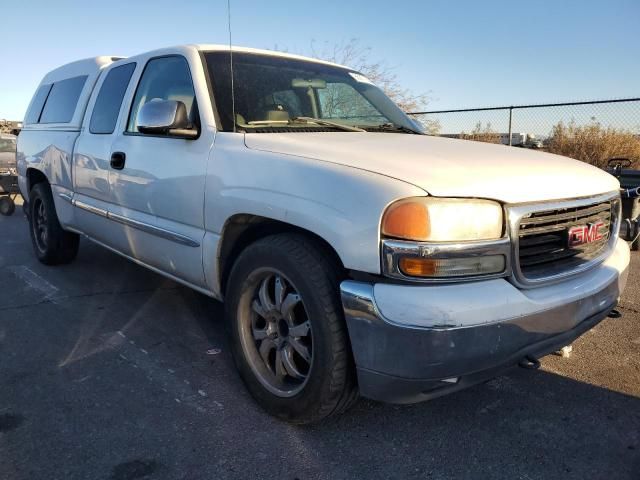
(17, 45, 629, 424)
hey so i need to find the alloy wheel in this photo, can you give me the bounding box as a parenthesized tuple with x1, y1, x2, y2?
(238, 269, 313, 397)
(32, 198, 48, 253)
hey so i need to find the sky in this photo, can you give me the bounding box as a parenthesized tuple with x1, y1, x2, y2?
(1, 0, 639, 124)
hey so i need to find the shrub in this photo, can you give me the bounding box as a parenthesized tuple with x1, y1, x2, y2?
(546, 121, 640, 168)
(460, 122, 501, 144)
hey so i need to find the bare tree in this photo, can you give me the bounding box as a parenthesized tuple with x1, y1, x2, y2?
(310, 39, 430, 111)
(305, 39, 440, 134)
(273, 39, 438, 132)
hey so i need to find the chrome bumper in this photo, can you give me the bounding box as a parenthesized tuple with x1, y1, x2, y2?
(340, 240, 630, 404)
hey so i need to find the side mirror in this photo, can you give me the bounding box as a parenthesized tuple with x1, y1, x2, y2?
(136, 99, 198, 139)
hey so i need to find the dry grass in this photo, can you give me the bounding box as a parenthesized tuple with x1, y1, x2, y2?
(546, 121, 640, 168)
(459, 122, 501, 144)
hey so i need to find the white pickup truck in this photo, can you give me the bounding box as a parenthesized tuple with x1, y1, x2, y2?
(17, 45, 629, 423)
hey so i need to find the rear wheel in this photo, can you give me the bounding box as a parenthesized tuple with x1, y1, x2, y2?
(225, 233, 358, 424)
(28, 183, 79, 265)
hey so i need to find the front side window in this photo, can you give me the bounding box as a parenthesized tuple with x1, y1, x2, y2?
(39, 75, 87, 123)
(127, 56, 197, 133)
(204, 51, 421, 133)
(90, 63, 136, 134)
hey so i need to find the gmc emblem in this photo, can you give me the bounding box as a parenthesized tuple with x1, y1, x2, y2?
(567, 221, 606, 248)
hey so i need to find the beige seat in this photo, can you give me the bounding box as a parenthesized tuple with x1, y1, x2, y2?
(256, 104, 289, 122)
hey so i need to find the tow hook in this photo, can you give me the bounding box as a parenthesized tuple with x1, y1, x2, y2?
(608, 309, 622, 319)
(518, 355, 541, 370)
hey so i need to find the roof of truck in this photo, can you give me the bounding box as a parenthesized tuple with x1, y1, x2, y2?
(191, 44, 351, 70)
(43, 45, 349, 82)
(41, 56, 124, 84)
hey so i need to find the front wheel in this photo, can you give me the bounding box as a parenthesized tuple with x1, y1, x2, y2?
(28, 183, 79, 265)
(225, 234, 358, 424)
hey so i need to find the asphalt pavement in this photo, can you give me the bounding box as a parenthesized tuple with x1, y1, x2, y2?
(1, 200, 639, 480)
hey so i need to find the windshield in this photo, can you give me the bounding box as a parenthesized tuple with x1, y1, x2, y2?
(0, 138, 16, 153)
(204, 51, 422, 133)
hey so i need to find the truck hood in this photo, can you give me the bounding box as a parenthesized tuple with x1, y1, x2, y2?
(244, 133, 619, 203)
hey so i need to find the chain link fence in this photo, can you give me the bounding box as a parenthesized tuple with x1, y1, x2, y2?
(408, 98, 640, 169)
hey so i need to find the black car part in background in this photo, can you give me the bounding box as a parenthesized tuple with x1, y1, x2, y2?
(608, 158, 640, 251)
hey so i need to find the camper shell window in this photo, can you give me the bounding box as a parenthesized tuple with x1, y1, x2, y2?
(39, 75, 88, 124)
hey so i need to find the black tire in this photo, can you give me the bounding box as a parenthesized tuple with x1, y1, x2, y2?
(0, 196, 15, 216)
(632, 238, 639, 251)
(28, 183, 79, 265)
(225, 233, 358, 424)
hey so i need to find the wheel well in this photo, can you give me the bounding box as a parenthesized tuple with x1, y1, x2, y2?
(218, 214, 345, 295)
(26, 168, 49, 193)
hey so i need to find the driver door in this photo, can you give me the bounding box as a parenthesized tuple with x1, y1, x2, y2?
(107, 55, 212, 288)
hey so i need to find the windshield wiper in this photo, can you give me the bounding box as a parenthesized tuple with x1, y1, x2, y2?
(291, 117, 366, 133)
(360, 123, 424, 134)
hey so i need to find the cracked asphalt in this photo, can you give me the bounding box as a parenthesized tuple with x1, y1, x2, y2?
(1, 199, 639, 480)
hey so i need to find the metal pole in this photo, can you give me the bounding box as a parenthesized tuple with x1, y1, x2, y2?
(508, 107, 513, 146)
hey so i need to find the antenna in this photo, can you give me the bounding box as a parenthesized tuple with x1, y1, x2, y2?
(227, 0, 236, 133)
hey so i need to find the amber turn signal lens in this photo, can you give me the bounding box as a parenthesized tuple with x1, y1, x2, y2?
(398, 255, 506, 278)
(399, 257, 437, 276)
(381, 200, 430, 241)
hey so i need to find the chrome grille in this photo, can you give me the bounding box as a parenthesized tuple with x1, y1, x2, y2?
(514, 196, 619, 283)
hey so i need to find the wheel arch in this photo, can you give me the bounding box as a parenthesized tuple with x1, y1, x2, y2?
(26, 167, 50, 197)
(217, 214, 346, 297)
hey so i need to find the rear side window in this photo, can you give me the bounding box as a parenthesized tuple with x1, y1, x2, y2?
(24, 84, 52, 124)
(39, 75, 88, 123)
(90, 63, 136, 134)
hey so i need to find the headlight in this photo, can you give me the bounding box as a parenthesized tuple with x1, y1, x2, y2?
(381, 197, 508, 280)
(381, 197, 503, 242)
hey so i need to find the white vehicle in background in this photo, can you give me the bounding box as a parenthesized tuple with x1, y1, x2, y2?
(525, 137, 544, 149)
(17, 45, 629, 423)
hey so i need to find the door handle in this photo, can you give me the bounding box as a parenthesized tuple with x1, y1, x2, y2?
(110, 151, 126, 170)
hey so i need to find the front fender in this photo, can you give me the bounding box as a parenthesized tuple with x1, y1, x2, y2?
(205, 133, 426, 276)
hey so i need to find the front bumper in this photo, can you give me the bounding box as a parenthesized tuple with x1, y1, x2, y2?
(341, 239, 630, 404)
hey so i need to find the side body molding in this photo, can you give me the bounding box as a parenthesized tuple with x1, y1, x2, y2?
(66, 193, 201, 248)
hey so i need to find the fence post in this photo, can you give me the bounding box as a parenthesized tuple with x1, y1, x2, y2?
(508, 107, 513, 146)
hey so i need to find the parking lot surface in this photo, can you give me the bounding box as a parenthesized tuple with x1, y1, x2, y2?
(1, 202, 639, 480)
